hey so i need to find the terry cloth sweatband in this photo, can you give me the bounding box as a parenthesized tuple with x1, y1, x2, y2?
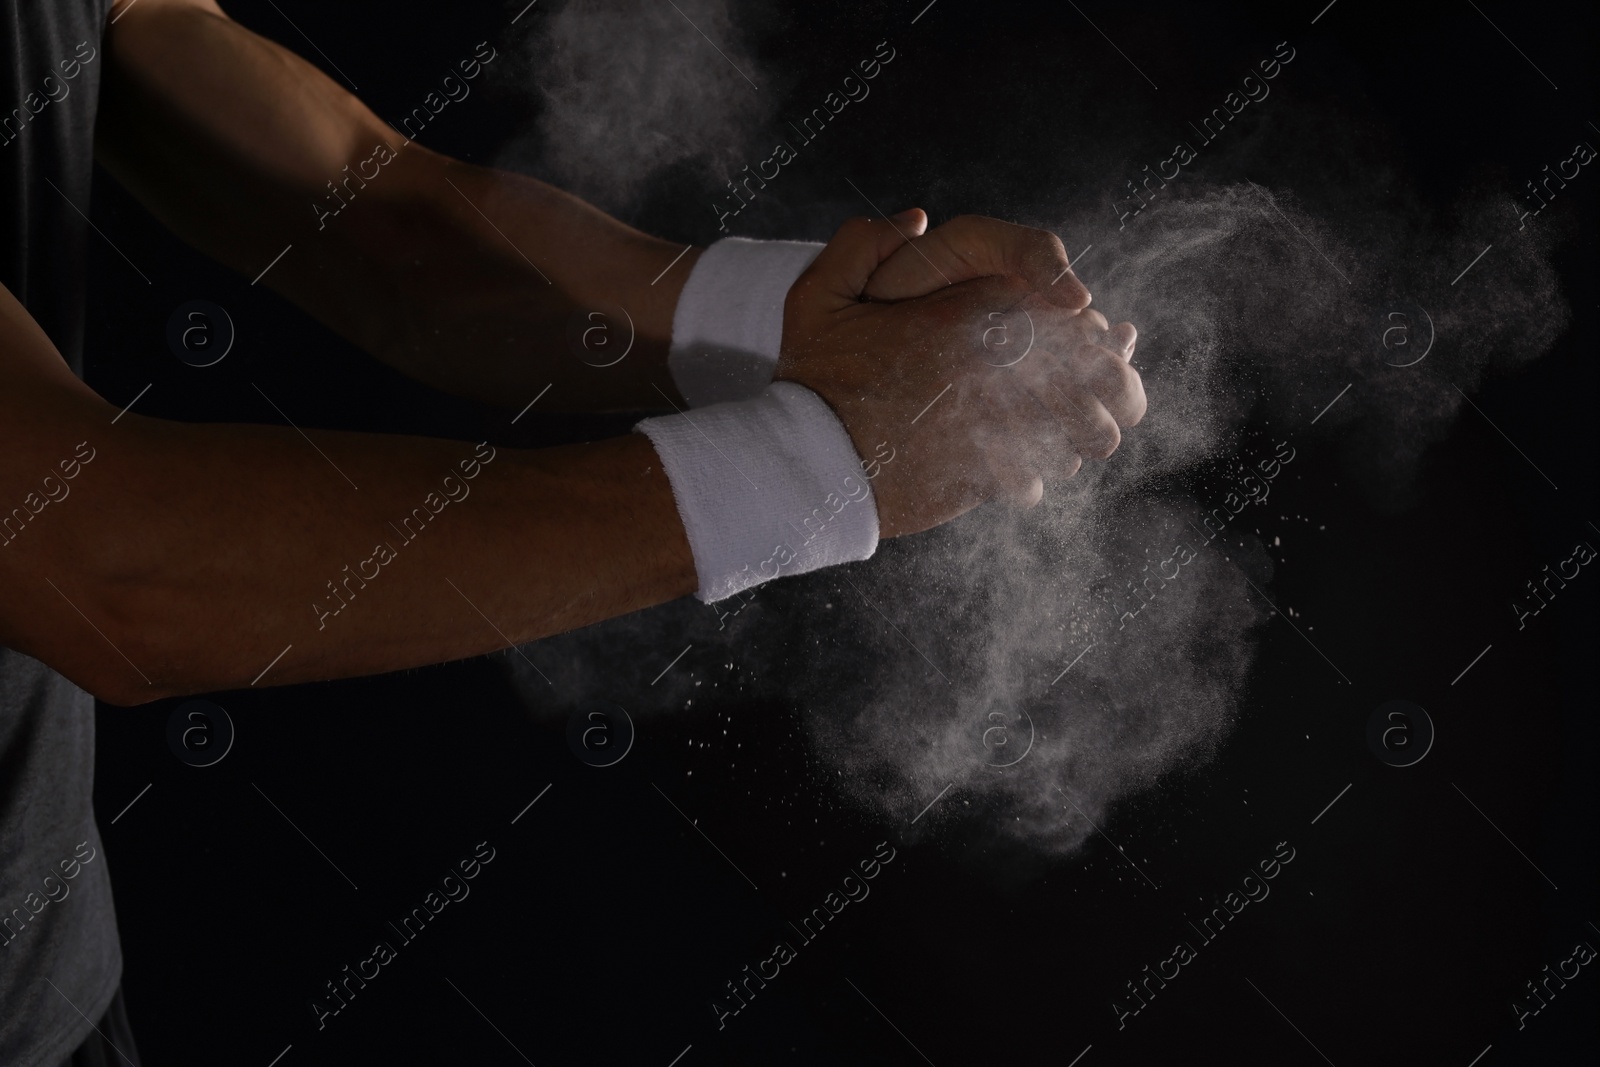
(637, 381, 879, 603)
(667, 237, 825, 407)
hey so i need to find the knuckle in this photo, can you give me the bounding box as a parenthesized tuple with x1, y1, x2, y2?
(1120, 378, 1148, 422)
(836, 215, 874, 238)
(1083, 348, 1121, 388)
(1115, 359, 1140, 395)
(1017, 226, 1065, 270)
(1094, 417, 1121, 457)
(1062, 343, 1096, 376)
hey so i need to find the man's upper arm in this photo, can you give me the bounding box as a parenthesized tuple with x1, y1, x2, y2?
(97, 0, 393, 262)
(94, 0, 584, 400)
(97, 0, 687, 411)
(0, 282, 105, 406)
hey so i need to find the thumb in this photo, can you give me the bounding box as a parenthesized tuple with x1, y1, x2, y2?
(790, 216, 921, 313)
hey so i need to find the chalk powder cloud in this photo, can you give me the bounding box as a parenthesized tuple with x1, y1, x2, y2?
(499, 3, 1570, 857)
(497, 0, 774, 216)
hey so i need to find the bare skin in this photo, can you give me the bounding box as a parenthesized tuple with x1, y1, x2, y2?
(861, 211, 1142, 511)
(0, 0, 1143, 707)
(93, 0, 699, 412)
(782, 218, 1120, 535)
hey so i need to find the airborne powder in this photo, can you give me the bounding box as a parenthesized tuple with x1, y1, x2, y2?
(495, 4, 1569, 855)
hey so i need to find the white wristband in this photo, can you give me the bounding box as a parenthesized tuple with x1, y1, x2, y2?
(668, 237, 824, 407)
(638, 381, 879, 603)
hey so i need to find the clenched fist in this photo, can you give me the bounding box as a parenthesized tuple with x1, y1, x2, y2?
(776, 214, 1146, 537)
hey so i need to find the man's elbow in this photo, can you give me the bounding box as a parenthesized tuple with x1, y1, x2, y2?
(1, 584, 185, 708)
(91, 671, 176, 709)
(87, 594, 202, 707)
(0, 640, 169, 709)
(30, 633, 179, 709)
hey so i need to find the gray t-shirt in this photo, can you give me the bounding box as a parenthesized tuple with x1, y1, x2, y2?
(0, 2, 124, 1064)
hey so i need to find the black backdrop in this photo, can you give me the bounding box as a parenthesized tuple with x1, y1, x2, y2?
(86, 1, 1596, 1064)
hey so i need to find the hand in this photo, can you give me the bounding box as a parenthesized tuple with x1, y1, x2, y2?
(862, 211, 1142, 493)
(864, 210, 1093, 309)
(865, 209, 1139, 353)
(776, 216, 1145, 538)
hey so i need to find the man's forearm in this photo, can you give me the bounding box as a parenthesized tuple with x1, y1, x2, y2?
(0, 386, 696, 706)
(97, 0, 701, 411)
(349, 154, 703, 411)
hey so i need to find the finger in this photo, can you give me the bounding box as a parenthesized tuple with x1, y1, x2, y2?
(1026, 374, 1123, 460)
(1008, 424, 1086, 487)
(1063, 342, 1147, 427)
(1078, 307, 1110, 333)
(889, 207, 929, 237)
(1020, 296, 1111, 355)
(1021, 449, 1087, 489)
(972, 217, 1100, 310)
(980, 372, 1109, 476)
(975, 416, 1047, 507)
(950, 216, 1093, 311)
(989, 463, 1045, 508)
(971, 388, 1060, 504)
(1107, 321, 1137, 358)
(790, 216, 916, 312)
(1025, 300, 1133, 359)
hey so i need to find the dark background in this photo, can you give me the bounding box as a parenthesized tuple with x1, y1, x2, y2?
(86, 1, 1596, 1064)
